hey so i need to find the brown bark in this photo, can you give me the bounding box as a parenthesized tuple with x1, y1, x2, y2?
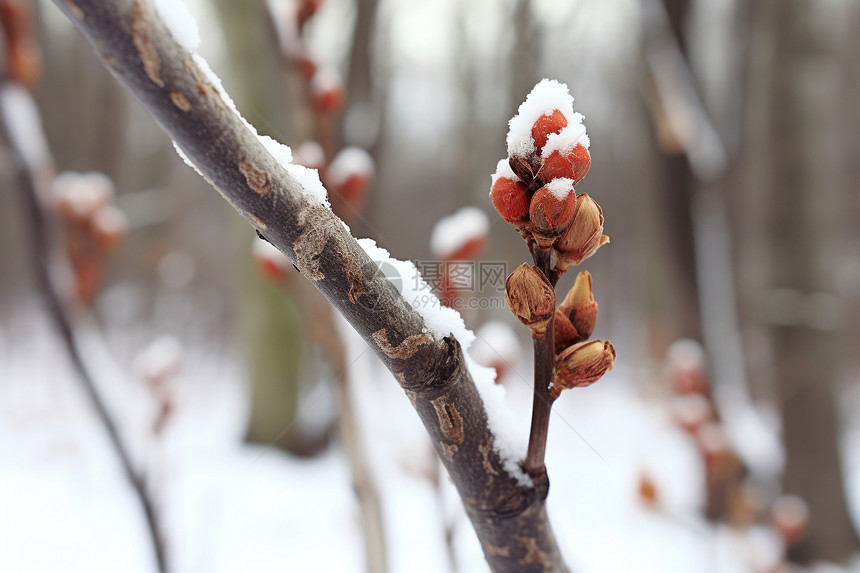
(49, 1, 571, 570)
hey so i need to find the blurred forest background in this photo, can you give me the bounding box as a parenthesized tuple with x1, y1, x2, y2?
(1, 0, 860, 572)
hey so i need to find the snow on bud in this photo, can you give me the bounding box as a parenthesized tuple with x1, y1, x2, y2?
(51, 171, 114, 221)
(531, 109, 568, 154)
(294, 140, 326, 171)
(253, 236, 293, 283)
(328, 146, 374, 208)
(555, 193, 609, 269)
(505, 263, 555, 337)
(666, 338, 710, 395)
(539, 142, 591, 185)
(430, 207, 489, 261)
(91, 205, 128, 252)
(669, 393, 713, 435)
(310, 66, 345, 114)
(507, 80, 577, 161)
(558, 270, 598, 341)
(551, 339, 615, 398)
(529, 179, 576, 247)
(133, 335, 182, 389)
(770, 494, 809, 546)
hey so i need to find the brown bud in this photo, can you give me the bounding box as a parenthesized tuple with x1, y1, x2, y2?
(552, 339, 615, 398)
(555, 193, 609, 270)
(490, 177, 530, 225)
(529, 181, 576, 238)
(558, 271, 598, 340)
(508, 154, 538, 185)
(638, 471, 660, 507)
(531, 110, 568, 153)
(553, 309, 579, 354)
(538, 143, 591, 185)
(505, 263, 555, 337)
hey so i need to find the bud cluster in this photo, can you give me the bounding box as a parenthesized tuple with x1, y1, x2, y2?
(489, 80, 609, 275)
(495, 81, 616, 402)
(50, 172, 128, 303)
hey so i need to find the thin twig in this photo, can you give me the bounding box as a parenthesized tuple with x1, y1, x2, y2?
(0, 83, 168, 573)
(524, 247, 556, 489)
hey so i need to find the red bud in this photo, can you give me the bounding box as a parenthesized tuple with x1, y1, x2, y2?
(490, 177, 530, 225)
(529, 182, 576, 236)
(539, 143, 591, 184)
(532, 110, 568, 154)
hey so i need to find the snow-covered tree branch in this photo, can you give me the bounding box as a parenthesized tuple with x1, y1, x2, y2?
(49, 0, 569, 570)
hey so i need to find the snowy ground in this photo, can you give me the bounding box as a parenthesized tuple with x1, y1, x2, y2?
(1, 301, 860, 573)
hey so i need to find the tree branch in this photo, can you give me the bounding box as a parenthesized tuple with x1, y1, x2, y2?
(0, 83, 167, 573)
(49, 0, 570, 570)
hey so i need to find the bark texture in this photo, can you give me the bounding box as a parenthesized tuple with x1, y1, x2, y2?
(50, 1, 570, 570)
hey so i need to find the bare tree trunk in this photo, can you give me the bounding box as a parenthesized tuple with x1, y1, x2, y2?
(50, 1, 571, 570)
(652, 0, 701, 342)
(759, 0, 860, 562)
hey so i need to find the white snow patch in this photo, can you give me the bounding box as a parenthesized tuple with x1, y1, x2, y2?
(0, 85, 52, 172)
(489, 158, 519, 193)
(507, 79, 577, 159)
(310, 66, 343, 96)
(356, 238, 530, 485)
(541, 119, 590, 157)
(155, 10, 333, 210)
(92, 205, 128, 237)
(172, 141, 202, 176)
(257, 135, 293, 167)
(471, 363, 532, 486)
(294, 141, 326, 170)
(190, 54, 256, 137)
(470, 321, 521, 372)
(429, 207, 489, 260)
(265, 0, 301, 56)
(51, 172, 115, 219)
(153, 0, 201, 51)
(132, 335, 182, 384)
(328, 147, 375, 187)
(284, 164, 329, 206)
(544, 177, 575, 201)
